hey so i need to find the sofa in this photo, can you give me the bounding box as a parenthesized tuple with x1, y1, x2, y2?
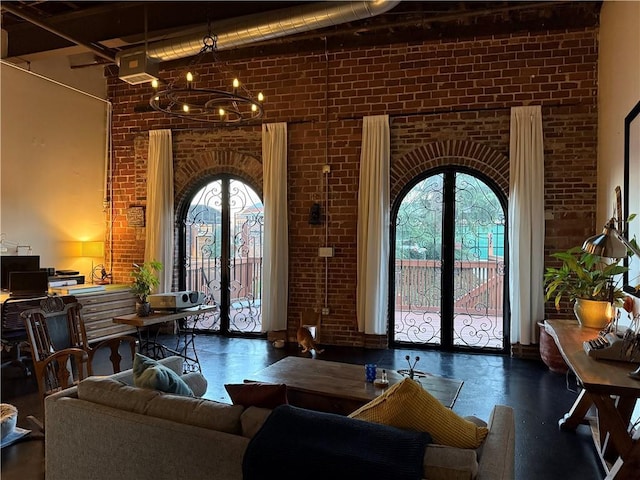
(45, 356, 515, 480)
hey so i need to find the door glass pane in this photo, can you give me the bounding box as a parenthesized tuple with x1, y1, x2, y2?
(184, 179, 264, 334)
(393, 174, 444, 345)
(228, 179, 263, 333)
(453, 173, 505, 349)
(185, 180, 222, 331)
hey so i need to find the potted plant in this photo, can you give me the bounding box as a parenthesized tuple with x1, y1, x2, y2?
(130, 261, 163, 317)
(544, 247, 628, 328)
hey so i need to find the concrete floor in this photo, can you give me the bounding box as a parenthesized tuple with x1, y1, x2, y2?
(1, 335, 606, 480)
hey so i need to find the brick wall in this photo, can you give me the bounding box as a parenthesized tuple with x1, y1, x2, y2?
(107, 27, 599, 347)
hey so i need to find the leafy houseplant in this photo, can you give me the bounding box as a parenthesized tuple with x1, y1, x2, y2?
(130, 261, 163, 316)
(544, 247, 628, 328)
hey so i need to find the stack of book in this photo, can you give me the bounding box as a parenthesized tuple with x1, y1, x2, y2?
(50, 284, 106, 295)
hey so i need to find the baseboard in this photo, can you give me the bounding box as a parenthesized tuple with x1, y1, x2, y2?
(511, 343, 542, 361)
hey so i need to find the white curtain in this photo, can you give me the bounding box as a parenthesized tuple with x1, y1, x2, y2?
(509, 106, 545, 345)
(262, 123, 288, 332)
(356, 115, 390, 334)
(146, 129, 174, 293)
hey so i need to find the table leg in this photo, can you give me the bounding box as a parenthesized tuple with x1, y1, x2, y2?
(600, 396, 637, 463)
(157, 315, 203, 373)
(173, 318, 201, 373)
(605, 442, 640, 480)
(559, 388, 593, 431)
(136, 325, 168, 359)
(591, 394, 636, 472)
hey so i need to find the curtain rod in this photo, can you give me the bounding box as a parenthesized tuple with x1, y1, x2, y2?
(127, 102, 582, 134)
(338, 102, 582, 122)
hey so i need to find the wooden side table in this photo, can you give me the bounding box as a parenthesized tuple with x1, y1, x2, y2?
(113, 305, 216, 373)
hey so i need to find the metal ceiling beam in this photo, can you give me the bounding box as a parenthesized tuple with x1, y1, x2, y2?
(1, 2, 117, 63)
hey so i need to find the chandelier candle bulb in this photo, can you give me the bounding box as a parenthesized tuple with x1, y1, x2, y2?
(147, 32, 265, 125)
(151, 79, 159, 89)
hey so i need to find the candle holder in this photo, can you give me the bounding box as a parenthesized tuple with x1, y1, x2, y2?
(397, 355, 426, 379)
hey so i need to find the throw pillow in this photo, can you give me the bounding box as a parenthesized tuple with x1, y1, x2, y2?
(224, 382, 288, 409)
(348, 378, 488, 449)
(132, 353, 193, 396)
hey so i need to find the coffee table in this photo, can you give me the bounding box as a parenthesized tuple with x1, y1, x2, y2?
(246, 356, 463, 415)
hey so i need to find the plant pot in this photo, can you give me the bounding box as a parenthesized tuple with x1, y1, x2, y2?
(136, 301, 152, 317)
(537, 321, 569, 374)
(573, 298, 611, 329)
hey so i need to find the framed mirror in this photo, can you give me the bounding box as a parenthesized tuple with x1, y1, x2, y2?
(623, 100, 640, 297)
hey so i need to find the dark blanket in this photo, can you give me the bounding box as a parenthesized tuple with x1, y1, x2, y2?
(242, 405, 431, 480)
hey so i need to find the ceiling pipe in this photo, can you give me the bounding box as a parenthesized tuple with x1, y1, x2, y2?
(116, 0, 401, 65)
(1, 3, 117, 63)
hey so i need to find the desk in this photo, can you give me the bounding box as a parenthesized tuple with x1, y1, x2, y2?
(113, 305, 216, 373)
(247, 357, 463, 415)
(545, 320, 640, 479)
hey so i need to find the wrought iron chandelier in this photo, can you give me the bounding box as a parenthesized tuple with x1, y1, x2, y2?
(149, 33, 264, 125)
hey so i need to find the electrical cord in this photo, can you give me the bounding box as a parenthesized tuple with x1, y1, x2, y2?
(565, 369, 579, 394)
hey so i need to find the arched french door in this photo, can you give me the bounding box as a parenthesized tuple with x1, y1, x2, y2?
(391, 167, 508, 352)
(179, 176, 264, 336)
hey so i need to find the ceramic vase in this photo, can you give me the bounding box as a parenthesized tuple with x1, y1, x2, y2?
(136, 301, 152, 317)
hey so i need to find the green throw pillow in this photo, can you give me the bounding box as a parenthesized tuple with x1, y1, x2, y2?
(132, 353, 193, 397)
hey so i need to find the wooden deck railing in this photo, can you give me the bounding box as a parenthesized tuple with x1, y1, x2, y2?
(394, 259, 504, 315)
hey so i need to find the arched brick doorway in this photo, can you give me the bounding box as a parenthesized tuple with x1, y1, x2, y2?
(390, 141, 509, 353)
(175, 150, 264, 336)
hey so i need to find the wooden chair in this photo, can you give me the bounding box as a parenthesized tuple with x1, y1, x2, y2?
(87, 335, 137, 376)
(20, 297, 90, 404)
(21, 297, 138, 405)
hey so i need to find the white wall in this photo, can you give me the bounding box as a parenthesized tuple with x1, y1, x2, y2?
(0, 60, 109, 279)
(598, 1, 640, 322)
(597, 0, 640, 225)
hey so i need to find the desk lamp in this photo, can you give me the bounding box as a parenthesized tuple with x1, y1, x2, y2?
(582, 218, 640, 260)
(583, 217, 640, 379)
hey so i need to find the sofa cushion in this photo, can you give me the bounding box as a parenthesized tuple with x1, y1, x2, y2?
(181, 371, 208, 397)
(132, 353, 194, 396)
(349, 378, 488, 449)
(225, 382, 288, 409)
(240, 406, 272, 438)
(77, 376, 244, 434)
(423, 444, 479, 480)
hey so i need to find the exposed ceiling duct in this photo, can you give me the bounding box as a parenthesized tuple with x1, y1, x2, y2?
(116, 0, 400, 84)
